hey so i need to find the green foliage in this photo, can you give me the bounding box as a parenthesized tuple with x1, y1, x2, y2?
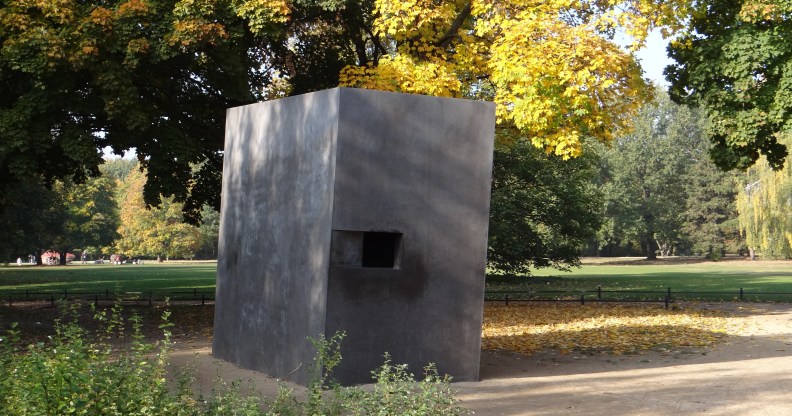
(100, 159, 139, 182)
(342, 356, 466, 416)
(0, 0, 373, 225)
(488, 135, 602, 274)
(0, 0, 278, 224)
(0, 304, 466, 415)
(0, 302, 190, 415)
(667, 1, 792, 171)
(54, 177, 121, 262)
(683, 153, 744, 259)
(0, 177, 64, 261)
(597, 91, 733, 258)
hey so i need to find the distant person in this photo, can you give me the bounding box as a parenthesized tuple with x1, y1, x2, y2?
(81, 252, 87, 264)
(16, 257, 22, 266)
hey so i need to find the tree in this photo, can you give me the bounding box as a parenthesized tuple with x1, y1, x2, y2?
(598, 91, 704, 259)
(194, 205, 220, 259)
(667, 0, 792, 171)
(682, 151, 744, 260)
(0, 0, 290, 224)
(0, 177, 64, 264)
(736, 134, 792, 259)
(52, 177, 120, 264)
(115, 166, 201, 259)
(1, 0, 695, 228)
(488, 136, 602, 274)
(99, 158, 138, 182)
(340, 0, 692, 157)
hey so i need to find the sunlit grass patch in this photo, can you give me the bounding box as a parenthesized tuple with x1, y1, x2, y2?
(481, 303, 748, 355)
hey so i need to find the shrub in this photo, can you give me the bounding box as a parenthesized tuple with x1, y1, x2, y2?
(0, 302, 193, 415)
(0, 304, 468, 415)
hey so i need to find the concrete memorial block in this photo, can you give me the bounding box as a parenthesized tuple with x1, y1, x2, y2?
(213, 87, 495, 385)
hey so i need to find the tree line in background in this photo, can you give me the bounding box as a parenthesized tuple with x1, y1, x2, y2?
(490, 90, 746, 274)
(0, 158, 219, 265)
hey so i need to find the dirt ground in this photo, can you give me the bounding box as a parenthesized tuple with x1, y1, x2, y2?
(5, 302, 792, 415)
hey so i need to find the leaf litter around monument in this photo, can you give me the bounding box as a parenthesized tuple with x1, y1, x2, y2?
(481, 303, 753, 356)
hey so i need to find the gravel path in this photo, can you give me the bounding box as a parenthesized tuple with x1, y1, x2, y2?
(167, 302, 792, 415)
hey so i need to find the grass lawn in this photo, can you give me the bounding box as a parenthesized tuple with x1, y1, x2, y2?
(4, 257, 792, 302)
(487, 257, 792, 301)
(0, 262, 217, 294)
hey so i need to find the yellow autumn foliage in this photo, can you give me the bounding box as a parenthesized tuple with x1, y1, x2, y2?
(340, 0, 693, 157)
(736, 135, 792, 259)
(482, 303, 745, 355)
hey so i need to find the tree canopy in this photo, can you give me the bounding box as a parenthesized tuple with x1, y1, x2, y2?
(0, 0, 289, 223)
(340, 0, 690, 158)
(667, 0, 792, 171)
(488, 137, 602, 274)
(0, 0, 695, 225)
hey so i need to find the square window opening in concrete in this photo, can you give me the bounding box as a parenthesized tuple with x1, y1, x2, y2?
(330, 230, 402, 269)
(362, 232, 402, 268)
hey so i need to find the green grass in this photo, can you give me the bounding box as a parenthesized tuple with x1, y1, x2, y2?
(487, 258, 792, 301)
(5, 258, 792, 302)
(0, 262, 216, 294)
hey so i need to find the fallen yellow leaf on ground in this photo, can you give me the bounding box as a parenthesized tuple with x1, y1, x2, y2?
(482, 303, 746, 356)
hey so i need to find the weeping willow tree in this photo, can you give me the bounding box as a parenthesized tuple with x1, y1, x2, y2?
(736, 135, 792, 259)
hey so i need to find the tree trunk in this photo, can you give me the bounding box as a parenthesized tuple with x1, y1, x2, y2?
(60, 247, 70, 265)
(646, 240, 658, 260)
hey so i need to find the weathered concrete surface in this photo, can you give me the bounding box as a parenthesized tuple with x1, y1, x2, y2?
(214, 88, 495, 385)
(326, 89, 495, 384)
(214, 90, 340, 385)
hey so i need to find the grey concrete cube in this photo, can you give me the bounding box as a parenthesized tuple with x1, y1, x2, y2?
(213, 87, 495, 385)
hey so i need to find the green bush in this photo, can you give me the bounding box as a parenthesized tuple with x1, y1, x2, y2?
(0, 302, 191, 415)
(0, 304, 468, 415)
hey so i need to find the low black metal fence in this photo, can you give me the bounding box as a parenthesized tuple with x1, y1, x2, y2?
(1, 288, 214, 307)
(484, 287, 792, 309)
(4, 286, 792, 309)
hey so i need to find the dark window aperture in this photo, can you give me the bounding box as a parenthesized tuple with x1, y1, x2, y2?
(331, 230, 402, 269)
(362, 232, 402, 268)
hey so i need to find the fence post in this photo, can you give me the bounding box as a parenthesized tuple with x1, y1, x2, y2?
(664, 293, 670, 310)
(50, 295, 55, 307)
(64, 289, 68, 300)
(505, 294, 509, 306)
(105, 288, 109, 300)
(201, 293, 205, 306)
(739, 288, 744, 301)
(597, 286, 602, 300)
(580, 294, 585, 305)
(94, 294, 98, 306)
(666, 287, 671, 301)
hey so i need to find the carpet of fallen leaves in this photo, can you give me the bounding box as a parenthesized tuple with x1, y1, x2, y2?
(481, 303, 748, 356)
